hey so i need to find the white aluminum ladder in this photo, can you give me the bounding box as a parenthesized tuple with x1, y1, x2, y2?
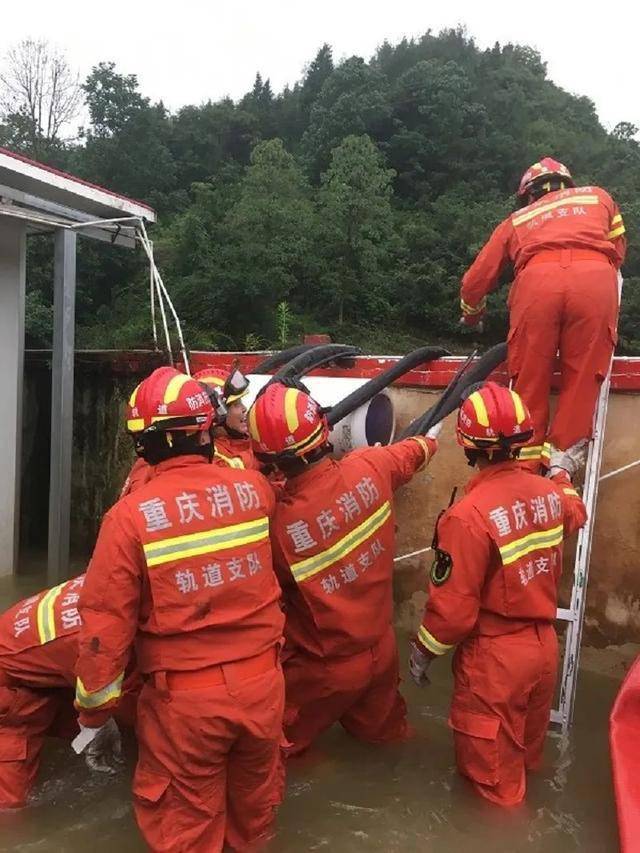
(550, 273, 622, 734)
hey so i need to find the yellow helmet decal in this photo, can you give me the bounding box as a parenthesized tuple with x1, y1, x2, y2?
(128, 382, 142, 408)
(509, 389, 526, 425)
(284, 388, 300, 433)
(163, 373, 191, 404)
(468, 391, 490, 427)
(248, 404, 260, 442)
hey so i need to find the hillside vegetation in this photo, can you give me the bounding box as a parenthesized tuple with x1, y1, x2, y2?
(3, 29, 639, 354)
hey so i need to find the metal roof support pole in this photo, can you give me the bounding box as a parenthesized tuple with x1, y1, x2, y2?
(0, 219, 26, 576)
(48, 229, 77, 583)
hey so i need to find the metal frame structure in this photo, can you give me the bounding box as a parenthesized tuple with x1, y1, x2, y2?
(550, 273, 623, 734)
(0, 147, 155, 583)
(550, 361, 612, 732)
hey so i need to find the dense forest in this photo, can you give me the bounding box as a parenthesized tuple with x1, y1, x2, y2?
(2, 29, 639, 354)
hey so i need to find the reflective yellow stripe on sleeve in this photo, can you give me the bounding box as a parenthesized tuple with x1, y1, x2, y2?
(143, 516, 269, 568)
(214, 450, 245, 469)
(407, 436, 431, 462)
(460, 297, 487, 316)
(608, 225, 626, 240)
(518, 442, 552, 462)
(291, 501, 391, 583)
(418, 625, 454, 656)
(563, 487, 579, 497)
(36, 583, 66, 645)
(498, 525, 564, 566)
(76, 673, 124, 709)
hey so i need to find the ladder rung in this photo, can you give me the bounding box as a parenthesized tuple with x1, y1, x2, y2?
(549, 273, 622, 735)
(556, 607, 576, 622)
(549, 708, 563, 724)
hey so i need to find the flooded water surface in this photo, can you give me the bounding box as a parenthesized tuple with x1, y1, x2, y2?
(0, 572, 621, 853)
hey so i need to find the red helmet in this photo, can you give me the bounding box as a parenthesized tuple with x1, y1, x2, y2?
(248, 382, 329, 460)
(517, 157, 573, 199)
(193, 367, 249, 404)
(456, 382, 533, 451)
(126, 366, 214, 435)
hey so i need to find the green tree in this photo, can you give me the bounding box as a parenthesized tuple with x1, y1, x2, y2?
(168, 99, 258, 186)
(224, 138, 316, 340)
(317, 134, 397, 326)
(78, 62, 176, 206)
(12, 30, 640, 354)
(303, 57, 391, 178)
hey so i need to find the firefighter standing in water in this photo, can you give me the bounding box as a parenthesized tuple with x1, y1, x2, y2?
(0, 575, 139, 808)
(410, 382, 587, 806)
(459, 157, 625, 468)
(73, 366, 285, 852)
(119, 366, 257, 499)
(248, 380, 439, 755)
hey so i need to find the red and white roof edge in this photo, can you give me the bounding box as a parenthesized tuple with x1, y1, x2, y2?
(0, 147, 155, 221)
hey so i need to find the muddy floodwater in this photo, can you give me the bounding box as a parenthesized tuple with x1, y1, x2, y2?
(0, 569, 622, 853)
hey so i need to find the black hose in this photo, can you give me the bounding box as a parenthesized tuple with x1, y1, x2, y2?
(272, 344, 361, 380)
(326, 346, 448, 428)
(400, 349, 477, 438)
(253, 345, 314, 374)
(400, 342, 508, 437)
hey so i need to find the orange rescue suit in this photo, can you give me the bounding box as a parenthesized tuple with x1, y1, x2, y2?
(460, 185, 625, 460)
(119, 435, 261, 503)
(119, 456, 154, 498)
(75, 455, 285, 853)
(418, 461, 586, 805)
(213, 432, 261, 470)
(0, 576, 138, 807)
(272, 437, 436, 754)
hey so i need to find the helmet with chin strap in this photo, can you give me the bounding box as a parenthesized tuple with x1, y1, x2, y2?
(517, 157, 574, 201)
(456, 382, 533, 455)
(248, 381, 330, 464)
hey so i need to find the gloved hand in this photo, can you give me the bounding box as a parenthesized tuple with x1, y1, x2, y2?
(459, 317, 484, 335)
(549, 439, 588, 478)
(426, 421, 443, 440)
(409, 639, 432, 687)
(72, 718, 123, 774)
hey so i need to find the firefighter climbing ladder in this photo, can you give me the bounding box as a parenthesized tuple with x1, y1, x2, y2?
(550, 273, 623, 735)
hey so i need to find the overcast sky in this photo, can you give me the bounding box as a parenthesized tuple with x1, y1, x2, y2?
(0, 1, 634, 132)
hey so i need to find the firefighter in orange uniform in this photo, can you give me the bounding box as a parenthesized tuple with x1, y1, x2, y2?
(73, 366, 285, 852)
(410, 382, 587, 806)
(460, 157, 625, 468)
(119, 367, 258, 500)
(119, 456, 154, 498)
(194, 367, 259, 470)
(248, 380, 438, 755)
(0, 575, 140, 808)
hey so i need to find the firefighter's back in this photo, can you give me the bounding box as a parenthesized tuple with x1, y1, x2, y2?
(114, 457, 284, 673)
(274, 448, 405, 658)
(0, 576, 85, 687)
(456, 463, 570, 630)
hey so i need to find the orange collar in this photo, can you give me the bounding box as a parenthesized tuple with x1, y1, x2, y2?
(464, 460, 525, 494)
(153, 454, 211, 475)
(284, 456, 336, 495)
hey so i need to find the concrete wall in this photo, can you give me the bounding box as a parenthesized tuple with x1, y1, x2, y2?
(20, 351, 162, 560)
(17, 359, 640, 647)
